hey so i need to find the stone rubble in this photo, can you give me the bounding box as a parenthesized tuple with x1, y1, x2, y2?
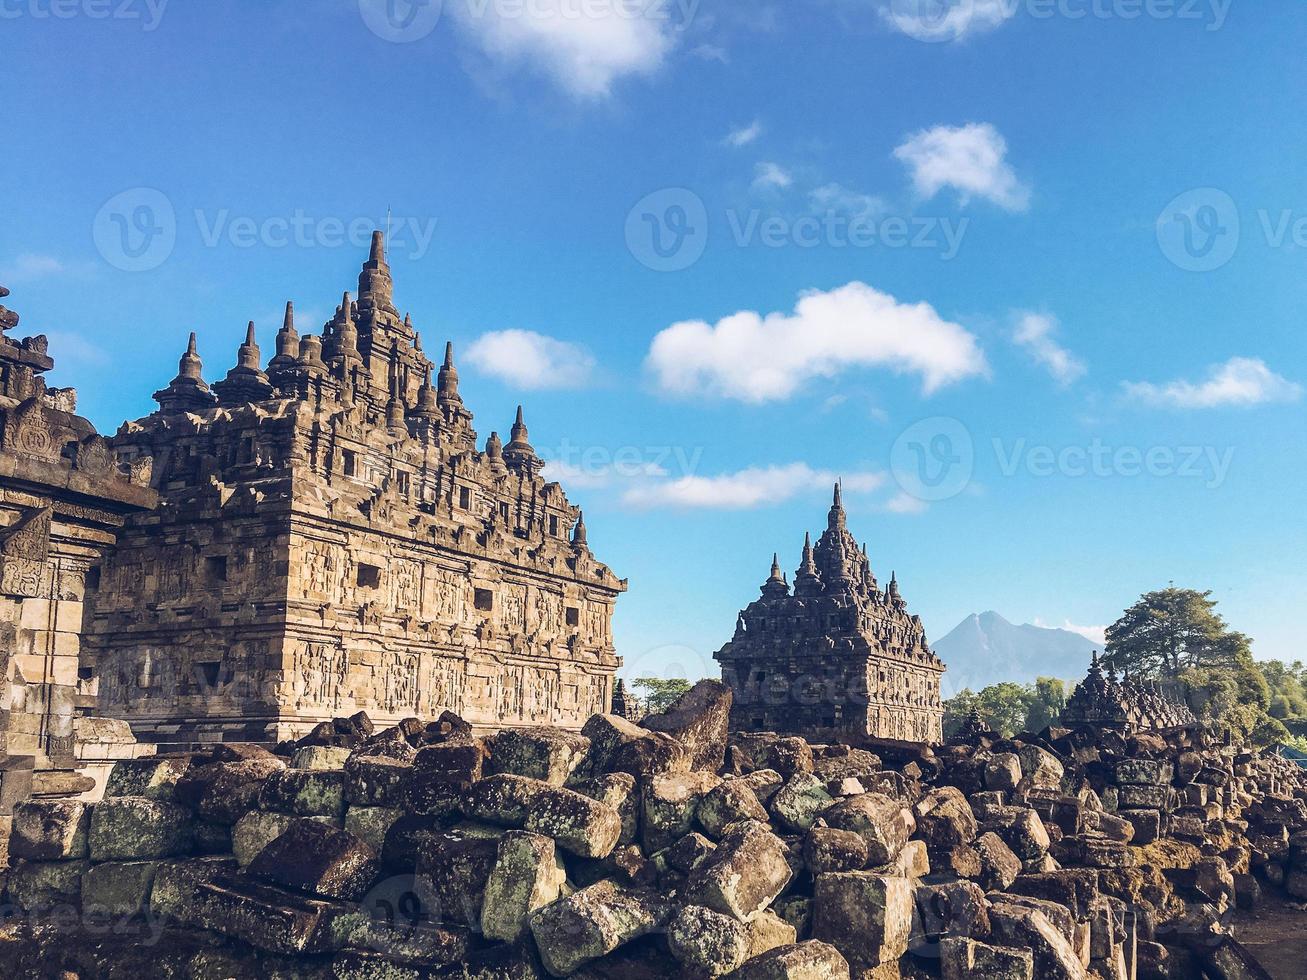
(1, 677, 1305, 979)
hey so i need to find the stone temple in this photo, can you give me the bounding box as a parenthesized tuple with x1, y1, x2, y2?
(715, 486, 946, 743)
(78, 234, 626, 749)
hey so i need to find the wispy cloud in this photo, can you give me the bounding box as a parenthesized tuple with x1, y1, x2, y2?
(1035, 618, 1108, 646)
(725, 119, 764, 148)
(7, 254, 65, 281)
(752, 161, 794, 193)
(646, 281, 988, 403)
(884, 491, 929, 515)
(466, 329, 596, 390)
(622, 463, 885, 510)
(878, 0, 1017, 43)
(894, 123, 1030, 211)
(1012, 312, 1086, 386)
(808, 182, 886, 221)
(448, 0, 677, 98)
(1123, 357, 1302, 409)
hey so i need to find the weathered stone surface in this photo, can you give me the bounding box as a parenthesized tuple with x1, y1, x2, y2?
(748, 908, 799, 958)
(683, 820, 794, 923)
(248, 818, 380, 901)
(232, 809, 296, 867)
(812, 871, 913, 970)
(487, 728, 590, 786)
(984, 753, 1022, 793)
(989, 902, 1088, 980)
(803, 827, 870, 874)
(940, 937, 1034, 980)
(174, 757, 288, 825)
(7, 858, 88, 912)
(463, 774, 623, 858)
(769, 773, 835, 833)
(642, 770, 722, 851)
(193, 876, 343, 955)
(10, 799, 89, 860)
(292, 745, 353, 771)
(409, 739, 487, 817)
(88, 796, 194, 860)
(148, 855, 240, 923)
(1017, 746, 1065, 790)
(104, 757, 192, 801)
(580, 714, 690, 778)
(344, 755, 411, 809)
(915, 786, 979, 851)
(975, 830, 1023, 891)
(260, 767, 347, 817)
(345, 805, 403, 852)
(82, 859, 160, 915)
(481, 831, 566, 943)
(667, 904, 753, 977)
(821, 793, 915, 865)
(417, 825, 503, 927)
(699, 779, 771, 838)
(641, 679, 733, 772)
(723, 941, 851, 980)
(571, 772, 639, 845)
(528, 880, 671, 977)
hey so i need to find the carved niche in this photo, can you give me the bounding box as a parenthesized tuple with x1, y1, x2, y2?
(0, 505, 52, 598)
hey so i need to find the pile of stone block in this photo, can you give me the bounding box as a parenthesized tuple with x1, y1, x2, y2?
(1, 682, 1304, 979)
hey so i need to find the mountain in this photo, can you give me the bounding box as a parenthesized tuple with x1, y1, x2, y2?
(931, 611, 1099, 693)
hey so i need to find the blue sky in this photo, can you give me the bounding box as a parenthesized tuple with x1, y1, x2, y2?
(3, 0, 1305, 691)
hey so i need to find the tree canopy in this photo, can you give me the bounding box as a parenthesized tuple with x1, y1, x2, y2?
(1103, 587, 1237, 678)
(631, 677, 692, 715)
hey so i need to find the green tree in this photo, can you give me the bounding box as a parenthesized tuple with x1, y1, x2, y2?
(1104, 587, 1231, 678)
(631, 677, 692, 715)
(1024, 677, 1067, 732)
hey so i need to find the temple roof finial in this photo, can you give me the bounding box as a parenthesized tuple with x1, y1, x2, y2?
(572, 511, 589, 549)
(503, 404, 540, 474)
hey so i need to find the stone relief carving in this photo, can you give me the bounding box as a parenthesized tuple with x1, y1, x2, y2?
(0, 505, 52, 599)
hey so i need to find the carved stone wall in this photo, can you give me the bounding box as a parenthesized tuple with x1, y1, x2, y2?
(0, 287, 157, 766)
(82, 239, 625, 748)
(715, 487, 946, 744)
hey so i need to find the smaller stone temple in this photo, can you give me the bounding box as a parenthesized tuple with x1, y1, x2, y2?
(1061, 652, 1197, 733)
(714, 486, 946, 743)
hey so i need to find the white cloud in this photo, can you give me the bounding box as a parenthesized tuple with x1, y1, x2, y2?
(43, 331, 110, 367)
(884, 491, 928, 515)
(8, 254, 64, 280)
(466, 329, 596, 390)
(1123, 357, 1302, 409)
(1012, 312, 1086, 386)
(894, 123, 1030, 211)
(879, 0, 1016, 42)
(449, 0, 676, 98)
(646, 281, 988, 403)
(725, 119, 763, 148)
(809, 182, 886, 220)
(752, 161, 794, 193)
(622, 463, 885, 510)
(1035, 618, 1108, 647)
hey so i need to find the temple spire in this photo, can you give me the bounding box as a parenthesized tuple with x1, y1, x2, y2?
(213, 321, 274, 406)
(761, 551, 790, 598)
(503, 404, 540, 474)
(153, 332, 216, 413)
(827, 480, 846, 530)
(357, 230, 397, 316)
(438, 341, 462, 406)
(268, 302, 300, 381)
(572, 511, 589, 550)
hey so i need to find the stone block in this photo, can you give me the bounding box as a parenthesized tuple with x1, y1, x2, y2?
(640, 679, 733, 772)
(571, 772, 639, 845)
(985, 753, 1022, 793)
(416, 826, 503, 928)
(248, 818, 379, 901)
(1114, 759, 1173, 785)
(722, 941, 850, 980)
(1121, 809, 1161, 845)
(812, 871, 913, 971)
(88, 797, 194, 861)
(232, 810, 295, 867)
(769, 773, 835, 833)
(682, 820, 794, 923)
(940, 938, 1034, 980)
(486, 727, 590, 786)
(642, 770, 722, 851)
(7, 858, 88, 912)
(193, 876, 344, 955)
(344, 755, 411, 808)
(528, 880, 671, 977)
(10, 799, 90, 860)
(82, 859, 160, 915)
(974, 830, 1022, 891)
(344, 805, 403, 853)
(668, 904, 753, 977)
(579, 713, 690, 778)
(803, 827, 870, 874)
(292, 745, 352, 770)
(749, 908, 799, 958)
(407, 738, 486, 817)
(911, 880, 990, 949)
(821, 793, 915, 865)
(989, 902, 1088, 980)
(1017, 746, 1065, 790)
(462, 773, 623, 858)
(259, 768, 346, 818)
(1117, 784, 1171, 810)
(481, 830, 566, 943)
(174, 757, 287, 826)
(104, 756, 191, 802)
(699, 779, 771, 839)
(148, 855, 240, 924)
